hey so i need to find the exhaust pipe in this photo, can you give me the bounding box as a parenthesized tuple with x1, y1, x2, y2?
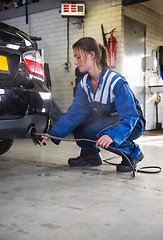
(26, 125, 37, 138)
(26, 125, 46, 145)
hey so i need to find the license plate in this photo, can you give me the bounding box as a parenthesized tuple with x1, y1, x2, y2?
(0, 55, 9, 73)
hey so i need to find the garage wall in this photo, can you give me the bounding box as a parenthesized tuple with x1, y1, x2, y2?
(0, 0, 123, 112)
(124, 4, 163, 130)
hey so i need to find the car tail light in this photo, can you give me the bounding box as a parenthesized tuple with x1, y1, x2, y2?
(23, 51, 44, 79)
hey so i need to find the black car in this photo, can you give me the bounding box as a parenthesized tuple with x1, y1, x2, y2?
(0, 22, 52, 155)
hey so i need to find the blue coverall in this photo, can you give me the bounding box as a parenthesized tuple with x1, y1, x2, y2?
(48, 66, 146, 161)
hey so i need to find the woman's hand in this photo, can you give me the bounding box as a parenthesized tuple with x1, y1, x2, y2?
(32, 133, 49, 146)
(40, 134, 49, 146)
(96, 134, 113, 149)
(32, 137, 38, 145)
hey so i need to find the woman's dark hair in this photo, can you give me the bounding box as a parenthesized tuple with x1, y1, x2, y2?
(72, 37, 109, 68)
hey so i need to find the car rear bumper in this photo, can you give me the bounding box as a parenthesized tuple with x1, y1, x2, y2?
(0, 114, 49, 138)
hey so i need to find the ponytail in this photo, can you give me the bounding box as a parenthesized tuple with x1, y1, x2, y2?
(99, 44, 109, 68)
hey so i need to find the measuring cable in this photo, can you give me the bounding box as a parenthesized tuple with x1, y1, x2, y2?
(33, 133, 162, 178)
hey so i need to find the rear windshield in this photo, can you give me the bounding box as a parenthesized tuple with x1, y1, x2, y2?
(0, 30, 34, 49)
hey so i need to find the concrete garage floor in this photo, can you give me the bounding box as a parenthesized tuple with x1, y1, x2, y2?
(0, 131, 163, 240)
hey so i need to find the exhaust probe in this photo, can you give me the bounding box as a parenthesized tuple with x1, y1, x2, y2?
(32, 132, 162, 178)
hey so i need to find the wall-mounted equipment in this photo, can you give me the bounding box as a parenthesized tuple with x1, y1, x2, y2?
(101, 25, 117, 69)
(108, 28, 117, 69)
(145, 55, 156, 71)
(61, 2, 85, 71)
(61, 2, 85, 17)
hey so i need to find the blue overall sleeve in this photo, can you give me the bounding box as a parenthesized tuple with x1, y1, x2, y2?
(48, 82, 93, 144)
(97, 81, 140, 147)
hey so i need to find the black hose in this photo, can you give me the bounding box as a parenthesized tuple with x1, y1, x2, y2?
(137, 166, 162, 174)
(33, 132, 162, 177)
(33, 132, 136, 177)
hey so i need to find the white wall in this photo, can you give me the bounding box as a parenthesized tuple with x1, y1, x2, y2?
(2, 0, 163, 130)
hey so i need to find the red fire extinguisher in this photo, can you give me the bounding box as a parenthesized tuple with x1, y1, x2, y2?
(108, 28, 117, 68)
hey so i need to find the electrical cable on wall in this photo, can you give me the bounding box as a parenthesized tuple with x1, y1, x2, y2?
(64, 18, 84, 70)
(25, 0, 28, 24)
(64, 17, 71, 71)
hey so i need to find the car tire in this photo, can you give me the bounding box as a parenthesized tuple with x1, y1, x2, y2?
(0, 139, 14, 156)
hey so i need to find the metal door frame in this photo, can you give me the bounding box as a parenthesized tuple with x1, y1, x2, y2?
(124, 16, 146, 117)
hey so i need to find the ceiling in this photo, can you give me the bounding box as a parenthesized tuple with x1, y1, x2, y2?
(141, 0, 163, 15)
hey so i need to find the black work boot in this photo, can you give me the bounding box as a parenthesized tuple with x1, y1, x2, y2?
(68, 153, 103, 166)
(116, 151, 144, 172)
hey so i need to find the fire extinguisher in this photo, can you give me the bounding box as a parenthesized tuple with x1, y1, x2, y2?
(108, 28, 117, 68)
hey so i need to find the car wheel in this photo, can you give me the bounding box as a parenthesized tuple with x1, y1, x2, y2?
(0, 139, 14, 156)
